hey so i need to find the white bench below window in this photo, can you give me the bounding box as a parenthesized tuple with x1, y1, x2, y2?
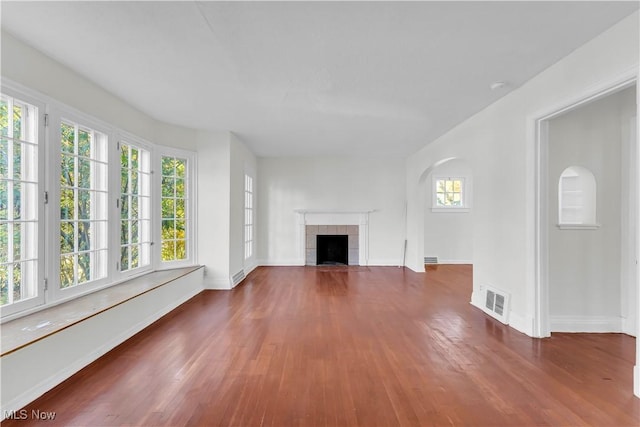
(1, 265, 204, 418)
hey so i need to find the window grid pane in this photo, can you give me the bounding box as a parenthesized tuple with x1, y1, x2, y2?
(59, 120, 108, 288)
(120, 143, 151, 271)
(436, 179, 463, 207)
(244, 175, 253, 259)
(1, 94, 39, 306)
(161, 156, 188, 262)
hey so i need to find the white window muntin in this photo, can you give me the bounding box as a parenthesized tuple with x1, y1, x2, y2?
(244, 174, 254, 260)
(1, 80, 198, 320)
(0, 88, 46, 317)
(53, 110, 111, 300)
(432, 176, 470, 212)
(156, 146, 196, 268)
(118, 134, 153, 275)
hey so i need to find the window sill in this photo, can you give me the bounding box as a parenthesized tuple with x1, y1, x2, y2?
(1, 265, 203, 356)
(556, 223, 600, 230)
(431, 207, 470, 213)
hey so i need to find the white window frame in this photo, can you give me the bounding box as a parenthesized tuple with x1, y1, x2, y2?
(0, 86, 46, 317)
(47, 107, 113, 302)
(155, 146, 197, 269)
(244, 173, 254, 260)
(1, 79, 199, 321)
(431, 176, 470, 213)
(115, 131, 154, 279)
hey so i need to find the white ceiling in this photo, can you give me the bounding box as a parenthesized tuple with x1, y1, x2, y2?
(2, 1, 638, 157)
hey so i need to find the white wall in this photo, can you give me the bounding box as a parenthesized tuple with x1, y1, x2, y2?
(547, 87, 636, 332)
(197, 131, 257, 288)
(196, 131, 232, 288)
(230, 133, 258, 277)
(1, 32, 197, 150)
(405, 12, 639, 338)
(424, 159, 474, 264)
(258, 157, 406, 266)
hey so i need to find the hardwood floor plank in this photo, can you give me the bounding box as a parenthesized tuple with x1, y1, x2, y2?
(3, 265, 638, 426)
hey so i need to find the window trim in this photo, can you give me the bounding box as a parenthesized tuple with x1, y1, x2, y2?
(0, 78, 199, 321)
(431, 176, 470, 213)
(115, 130, 155, 280)
(156, 146, 197, 269)
(48, 108, 114, 302)
(244, 173, 254, 260)
(0, 86, 46, 317)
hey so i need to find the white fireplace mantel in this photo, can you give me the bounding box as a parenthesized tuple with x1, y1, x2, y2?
(295, 210, 374, 266)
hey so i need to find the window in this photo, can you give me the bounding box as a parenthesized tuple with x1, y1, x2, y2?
(120, 142, 151, 272)
(244, 174, 253, 259)
(436, 178, 463, 207)
(161, 156, 188, 262)
(1, 81, 197, 320)
(432, 177, 470, 213)
(0, 94, 40, 309)
(558, 166, 598, 228)
(59, 120, 108, 288)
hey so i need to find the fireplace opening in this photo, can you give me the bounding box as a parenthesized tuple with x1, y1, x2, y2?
(316, 235, 348, 265)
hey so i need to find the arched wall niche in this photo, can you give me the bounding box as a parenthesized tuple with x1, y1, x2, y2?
(557, 166, 598, 228)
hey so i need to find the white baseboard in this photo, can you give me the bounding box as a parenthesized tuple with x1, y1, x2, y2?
(470, 293, 535, 337)
(244, 262, 258, 277)
(203, 276, 232, 290)
(438, 259, 473, 265)
(470, 290, 483, 310)
(1, 272, 203, 419)
(508, 311, 534, 336)
(621, 315, 637, 337)
(257, 259, 305, 266)
(366, 259, 402, 266)
(550, 315, 623, 333)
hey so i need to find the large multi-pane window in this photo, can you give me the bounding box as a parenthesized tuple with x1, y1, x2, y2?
(244, 174, 253, 259)
(161, 156, 188, 262)
(0, 94, 39, 307)
(1, 83, 197, 320)
(59, 121, 108, 288)
(120, 142, 151, 271)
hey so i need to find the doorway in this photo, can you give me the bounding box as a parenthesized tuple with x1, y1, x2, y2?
(535, 79, 638, 339)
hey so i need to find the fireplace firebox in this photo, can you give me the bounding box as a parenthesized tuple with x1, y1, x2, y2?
(316, 235, 348, 265)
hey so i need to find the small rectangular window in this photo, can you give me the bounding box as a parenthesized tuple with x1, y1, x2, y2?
(0, 94, 39, 306)
(244, 174, 253, 259)
(59, 120, 108, 288)
(161, 156, 188, 262)
(435, 178, 464, 208)
(120, 142, 152, 271)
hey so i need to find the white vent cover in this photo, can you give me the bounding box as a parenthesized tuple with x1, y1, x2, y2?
(424, 256, 438, 264)
(231, 270, 245, 287)
(482, 285, 510, 324)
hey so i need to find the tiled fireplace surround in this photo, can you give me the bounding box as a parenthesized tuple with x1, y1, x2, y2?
(305, 225, 359, 265)
(296, 211, 371, 266)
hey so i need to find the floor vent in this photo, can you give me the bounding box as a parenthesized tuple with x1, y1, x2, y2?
(482, 285, 510, 324)
(231, 270, 245, 287)
(424, 256, 439, 264)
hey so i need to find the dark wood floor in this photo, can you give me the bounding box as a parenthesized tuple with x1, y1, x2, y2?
(5, 265, 639, 426)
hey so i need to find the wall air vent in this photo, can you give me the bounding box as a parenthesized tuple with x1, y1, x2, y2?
(231, 270, 245, 287)
(424, 256, 439, 264)
(482, 285, 510, 324)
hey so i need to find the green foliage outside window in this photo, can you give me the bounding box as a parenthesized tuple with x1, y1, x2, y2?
(1, 97, 37, 306)
(436, 179, 463, 207)
(161, 156, 186, 261)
